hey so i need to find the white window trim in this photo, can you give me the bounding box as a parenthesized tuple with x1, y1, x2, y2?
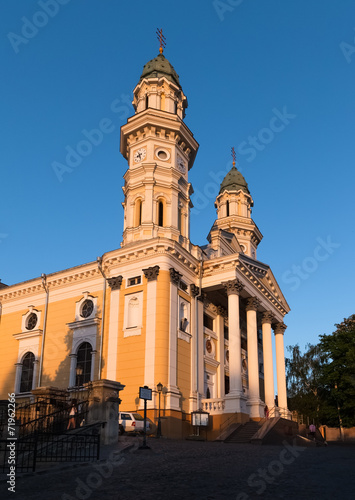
(123, 291, 143, 337)
(74, 292, 98, 322)
(21, 306, 41, 333)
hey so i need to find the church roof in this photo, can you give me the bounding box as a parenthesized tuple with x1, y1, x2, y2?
(140, 53, 181, 87)
(219, 166, 250, 195)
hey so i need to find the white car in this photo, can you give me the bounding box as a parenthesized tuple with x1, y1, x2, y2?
(118, 412, 156, 435)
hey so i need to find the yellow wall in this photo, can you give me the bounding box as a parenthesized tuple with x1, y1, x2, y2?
(177, 338, 191, 413)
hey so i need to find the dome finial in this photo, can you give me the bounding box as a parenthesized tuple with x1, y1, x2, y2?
(156, 28, 166, 54)
(231, 146, 236, 168)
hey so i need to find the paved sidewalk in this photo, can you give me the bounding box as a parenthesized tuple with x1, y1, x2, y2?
(1, 438, 355, 499)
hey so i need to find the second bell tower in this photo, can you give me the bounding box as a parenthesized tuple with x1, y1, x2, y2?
(120, 43, 199, 249)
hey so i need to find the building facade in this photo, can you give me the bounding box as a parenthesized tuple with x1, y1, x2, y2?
(0, 49, 290, 438)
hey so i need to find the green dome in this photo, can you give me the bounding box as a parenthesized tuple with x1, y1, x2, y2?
(219, 166, 250, 194)
(140, 53, 180, 87)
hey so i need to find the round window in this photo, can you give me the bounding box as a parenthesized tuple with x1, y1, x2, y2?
(81, 299, 94, 318)
(206, 339, 213, 354)
(155, 148, 170, 161)
(26, 313, 38, 330)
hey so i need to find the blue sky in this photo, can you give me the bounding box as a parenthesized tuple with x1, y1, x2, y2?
(1, 0, 355, 354)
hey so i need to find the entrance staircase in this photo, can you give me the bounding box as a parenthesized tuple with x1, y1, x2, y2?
(224, 421, 260, 443)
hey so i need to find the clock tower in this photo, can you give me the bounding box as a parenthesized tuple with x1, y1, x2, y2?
(120, 48, 199, 249)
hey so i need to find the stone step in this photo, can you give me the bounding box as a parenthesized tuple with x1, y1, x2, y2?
(225, 422, 260, 443)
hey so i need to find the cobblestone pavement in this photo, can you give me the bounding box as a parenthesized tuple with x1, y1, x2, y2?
(1, 437, 355, 500)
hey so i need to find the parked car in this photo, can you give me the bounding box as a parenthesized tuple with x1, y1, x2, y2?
(119, 412, 156, 435)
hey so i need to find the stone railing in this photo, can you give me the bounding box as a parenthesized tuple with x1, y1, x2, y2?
(201, 398, 225, 414)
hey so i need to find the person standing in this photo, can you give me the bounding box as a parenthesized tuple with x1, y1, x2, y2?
(309, 423, 316, 439)
(67, 401, 77, 430)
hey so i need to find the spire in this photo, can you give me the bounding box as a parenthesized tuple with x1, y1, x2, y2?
(231, 146, 236, 168)
(156, 28, 166, 55)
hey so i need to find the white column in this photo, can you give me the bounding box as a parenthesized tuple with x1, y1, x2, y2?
(167, 268, 181, 411)
(32, 360, 39, 390)
(143, 267, 160, 407)
(216, 310, 225, 399)
(274, 322, 288, 417)
(69, 354, 77, 387)
(224, 279, 244, 413)
(246, 298, 262, 418)
(14, 363, 22, 393)
(106, 276, 123, 381)
(90, 350, 97, 381)
(189, 284, 199, 412)
(262, 312, 275, 411)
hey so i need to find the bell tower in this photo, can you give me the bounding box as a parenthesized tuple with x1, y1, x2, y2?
(213, 149, 262, 259)
(120, 32, 199, 249)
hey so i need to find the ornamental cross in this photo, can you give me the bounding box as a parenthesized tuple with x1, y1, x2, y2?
(231, 146, 236, 167)
(156, 28, 166, 54)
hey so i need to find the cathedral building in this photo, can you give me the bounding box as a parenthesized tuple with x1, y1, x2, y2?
(0, 46, 290, 438)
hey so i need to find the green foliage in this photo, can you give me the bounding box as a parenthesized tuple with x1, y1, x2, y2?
(286, 314, 355, 427)
(319, 314, 355, 427)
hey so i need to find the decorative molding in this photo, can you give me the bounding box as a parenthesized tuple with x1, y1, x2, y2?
(273, 322, 287, 335)
(217, 305, 227, 318)
(223, 279, 244, 296)
(262, 311, 274, 325)
(142, 265, 160, 281)
(178, 329, 192, 343)
(13, 329, 43, 341)
(67, 318, 100, 330)
(245, 297, 261, 312)
(169, 267, 182, 286)
(107, 276, 123, 290)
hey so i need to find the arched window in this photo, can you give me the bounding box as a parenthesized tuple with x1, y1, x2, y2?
(127, 297, 139, 328)
(158, 201, 164, 227)
(174, 101, 177, 114)
(136, 199, 142, 226)
(145, 94, 149, 109)
(20, 352, 35, 393)
(226, 200, 230, 217)
(76, 342, 92, 386)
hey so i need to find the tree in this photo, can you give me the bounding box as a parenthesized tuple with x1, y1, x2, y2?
(319, 315, 355, 428)
(286, 314, 355, 428)
(286, 343, 325, 423)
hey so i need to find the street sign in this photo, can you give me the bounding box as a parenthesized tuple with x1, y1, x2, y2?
(139, 386, 152, 400)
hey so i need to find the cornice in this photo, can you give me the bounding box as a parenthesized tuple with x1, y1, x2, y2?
(0, 267, 101, 302)
(202, 254, 288, 316)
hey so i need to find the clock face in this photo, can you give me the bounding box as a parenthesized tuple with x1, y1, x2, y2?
(134, 148, 146, 163)
(177, 156, 186, 173)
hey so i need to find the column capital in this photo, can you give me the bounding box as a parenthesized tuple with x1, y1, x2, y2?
(143, 265, 160, 281)
(245, 297, 261, 312)
(190, 284, 200, 297)
(262, 311, 274, 325)
(273, 322, 287, 335)
(223, 279, 244, 296)
(107, 275, 123, 290)
(169, 267, 182, 286)
(217, 305, 227, 318)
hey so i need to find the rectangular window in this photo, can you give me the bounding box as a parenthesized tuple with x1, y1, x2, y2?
(127, 276, 141, 287)
(203, 314, 214, 331)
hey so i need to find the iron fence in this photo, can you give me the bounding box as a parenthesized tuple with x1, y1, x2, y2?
(0, 432, 100, 473)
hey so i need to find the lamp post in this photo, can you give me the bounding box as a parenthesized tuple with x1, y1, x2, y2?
(157, 382, 163, 438)
(76, 365, 83, 387)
